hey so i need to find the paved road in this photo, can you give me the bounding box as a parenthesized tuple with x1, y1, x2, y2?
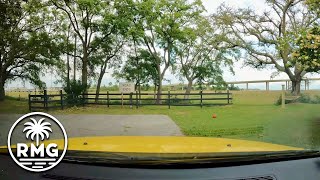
(0, 114, 183, 146)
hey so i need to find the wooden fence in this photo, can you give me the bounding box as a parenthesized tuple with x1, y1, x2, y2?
(28, 90, 233, 112)
(29, 90, 64, 112)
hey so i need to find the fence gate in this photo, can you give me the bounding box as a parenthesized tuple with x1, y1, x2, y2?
(29, 90, 64, 112)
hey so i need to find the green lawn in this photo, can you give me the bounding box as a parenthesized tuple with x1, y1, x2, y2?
(1, 90, 320, 149)
(0, 97, 29, 114)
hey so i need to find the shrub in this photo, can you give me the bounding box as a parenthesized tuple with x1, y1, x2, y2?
(275, 93, 320, 105)
(311, 95, 320, 104)
(228, 84, 240, 91)
(298, 93, 311, 103)
(170, 98, 192, 105)
(140, 97, 157, 105)
(275, 94, 292, 105)
(63, 80, 88, 106)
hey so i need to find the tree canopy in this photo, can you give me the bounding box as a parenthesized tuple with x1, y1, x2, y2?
(2, 0, 319, 102)
(293, 26, 320, 72)
(213, 0, 319, 95)
(0, 0, 62, 100)
(118, 0, 206, 103)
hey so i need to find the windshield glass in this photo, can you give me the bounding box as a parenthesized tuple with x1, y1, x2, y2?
(0, 0, 320, 160)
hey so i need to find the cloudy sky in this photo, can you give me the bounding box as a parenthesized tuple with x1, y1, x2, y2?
(6, 0, 320, 90)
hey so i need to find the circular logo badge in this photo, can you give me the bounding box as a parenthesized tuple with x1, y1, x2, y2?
(7, 112, 68, 172)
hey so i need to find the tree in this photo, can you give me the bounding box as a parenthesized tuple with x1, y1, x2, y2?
(90, 33, 124, 102)
(176, 16, 235, 97)
(0, 0, 61, 101)
(120, 0, 205, 103)
(49, 0, 108, 92)
(114, 49, 159, 96)
(88, 0, 133, 102)
(214, 0, 319, 95)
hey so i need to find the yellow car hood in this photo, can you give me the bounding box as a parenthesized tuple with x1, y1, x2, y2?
(1, 136, 302, 153)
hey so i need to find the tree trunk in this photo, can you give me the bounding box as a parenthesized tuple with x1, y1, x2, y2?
(291, 79, 301, 95)
(156, 64, 163, 104)
(134, 83, 142, 105)
(184, 80, 193, 99)
(95, 64, 107, 103)
(153, 85, 156, 100)
(82, 48, 88, 95)
(0, 80, 4, 101)
(138, 84, 141, 105)
(66, 28, 70, 90)
(95, 75, 103, 103)
(74, 35, 77, 81)
(156, 80, 162, 104)
(67, 54, 70, 91)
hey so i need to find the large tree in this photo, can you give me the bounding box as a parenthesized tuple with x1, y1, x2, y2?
(120, 0, 205, 103)
(0, 0, 61, 101)
(214, 0, 319, 95)
(49, 0, 108, 92)
(87, 0, 131, 102)
(176, 16, 235, 97)
(90, 32, 124, 102)
(114, 49, 159, 96)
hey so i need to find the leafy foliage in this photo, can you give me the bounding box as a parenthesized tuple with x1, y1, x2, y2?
(306, 0, 320, 15)
(114, 49, 159, 89)
(63, 80, 88, 106)
(293, 26, 320, 72)
(118, 0, 206, 103)
(0, 0, 62, 100)
(228, 84, 240, 91)
(49, 0, 113, 89)
(176, 16, 235, 93)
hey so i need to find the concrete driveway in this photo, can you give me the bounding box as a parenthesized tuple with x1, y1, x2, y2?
(0, 114, 183, 146)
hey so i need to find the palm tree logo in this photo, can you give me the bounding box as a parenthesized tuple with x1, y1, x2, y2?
(23, 118, 52, 146)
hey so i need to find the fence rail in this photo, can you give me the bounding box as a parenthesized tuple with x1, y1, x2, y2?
(29, 90, 64, 112)
(28, 90, 232, 112)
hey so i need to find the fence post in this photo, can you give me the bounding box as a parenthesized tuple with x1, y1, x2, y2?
(121, 93, 123, 108)
(136, 91, 138, 109)
(82, 93, 85, 107)
(60, 90, 64, 110)
(44, 90, 48, 111)
(28, 94, 31, 112)
(168, 91, 171, 109)
(107, 91, 110, 108)
(282, 85, 285, 108)
(200, 90, 203, 108)
(130, 92, 133, 109)
(227, 89, 230, 104)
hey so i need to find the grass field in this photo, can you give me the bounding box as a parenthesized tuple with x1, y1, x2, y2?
(1, 90, 320, 149)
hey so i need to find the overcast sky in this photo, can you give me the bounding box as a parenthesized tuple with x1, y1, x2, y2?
(6, 0, 320, 90)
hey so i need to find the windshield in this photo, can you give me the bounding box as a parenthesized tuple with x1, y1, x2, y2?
(0, 0, 320, 162)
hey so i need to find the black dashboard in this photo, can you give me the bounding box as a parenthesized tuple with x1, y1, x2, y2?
(1, 154, 320, 180)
